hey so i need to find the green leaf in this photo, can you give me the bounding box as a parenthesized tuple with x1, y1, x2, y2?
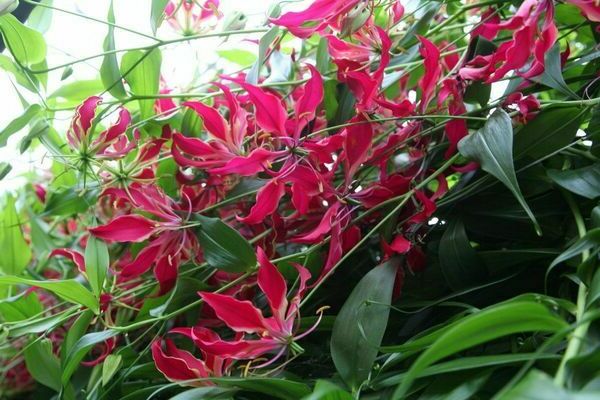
(247, 26, 280, 84)
(497, 369, 600, 400)
(43, 187, 98, 217)
(210, 377, 310, 400)
(549, 228, 600, 270)
(0, 104, 42, 147)
(514, 106, 587, 160)
(417, 369, 491, 400)
(0, 290, 42, 322)
(588, 268, 600, 308)
(150, 0, 169, 34)
(196, 215, 256, 273)
(26, 0, 54, 34)
(170, 387, 236, 400)
(458, 109, 540, 235)
(60, 310, 94, 362)
(316, 37, 330, 75)
(548, 164, 600, 199)
(396, 3, 438, 48)
(100, 1, 127, 99)
(0, 162, 12, 181)
(0, 276, 98, 314)
(49, 79, 104, 102)
(0, 54, 39, 91)
(102, 354, 122, 386)
(392, 301, 568, 398)
(331, 259, 398, 391)
(7, 308, 77, 337)
(438, 220, 485, 290)
(0, 196, 31, 275)
(121, 48, 162, 120)
(20, 118, 50, 154)
(0, 14, 47, 66)
(302, 380, 353, 400)
(374, 353, 561, 388)
(62, 330, 119, 385)
(84, 235, 109, 297)
(537, 44, 579, 99)
(217, 49, 257, 67)
(24, 338, 62, 391)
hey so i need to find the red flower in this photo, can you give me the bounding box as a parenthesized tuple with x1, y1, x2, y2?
(67, 96, 134, 159)
(270, 0, 363, 38)
(152, 326, 231, 386)
(193, 248, 319, 364)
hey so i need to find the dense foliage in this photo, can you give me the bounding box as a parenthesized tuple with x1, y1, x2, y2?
(1, 0, 600, 398)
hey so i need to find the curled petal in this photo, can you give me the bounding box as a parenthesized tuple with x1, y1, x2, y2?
(199, 291, 268, 334)
(196, 337, 281, 360)
(183, 101, 229, 143)
(257, 247, 288, 321)
(226, 79, 288, 136)
(210, 148, 281, 176)
(89, 215, 157, 243)
(49, 248, 85, 273)
(151, 339, 210, 384)
(237, 179, 285, 224)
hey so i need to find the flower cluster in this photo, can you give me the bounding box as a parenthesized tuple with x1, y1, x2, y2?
(5, 0, 600, 395)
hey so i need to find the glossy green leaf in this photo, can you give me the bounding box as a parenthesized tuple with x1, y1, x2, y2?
(0, 196, 31, 275)
(100, 1, 127, 98)
(49, 79, 104, 102)
(210, 377, 310, 400)
(170, 387, 236, 400)
(84, 235, 109, 297)
(24, 338, 62, 391)
(217, 49, 257, 67)
(26, 0, 54, 33)
(0, 104, 42, 147)
(514, 106, 587, 159)
(8, 308, 77, 337)
(196, 215, 256, 273)
(0, 276, 98, 314)
(302, 380, 353, 400)
(43, 187, 98, 216)
(537, 44, 579, 98)
(121, 48, 162, 120)
(102, 354, 122, 386)
(0, 162, 11, 181)
(0, 14, 47, 66)
(20, 118, 49, 154)
(548, 164, 600, 199)
(416, 369, 491, 400)
(497, 369, 600, 400)
(316, 37, 330, 75)
(458, 109, 540, 235)
(60, 310, 94, 362)
(392, 301, 568, 398)
(549, 228, 600, 270)
(331, 259, 397, 391)
(374, 353, 561, 388)
(0, 54, 39, 91)
(0, 290, 42, 322)
(62, 330, 119, 385)
(150, 0, 169, 34)
(247, 26, 279, 84)
(438, 220, 485, 290)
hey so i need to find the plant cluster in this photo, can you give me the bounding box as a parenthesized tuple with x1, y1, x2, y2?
(1, 0, 600, 399)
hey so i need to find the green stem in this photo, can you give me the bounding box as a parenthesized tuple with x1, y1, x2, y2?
(554, 191, 591, 386)
(22, 0, 160, 41)
(109, 270, 254, 332)
(25, 28, 269, 73)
